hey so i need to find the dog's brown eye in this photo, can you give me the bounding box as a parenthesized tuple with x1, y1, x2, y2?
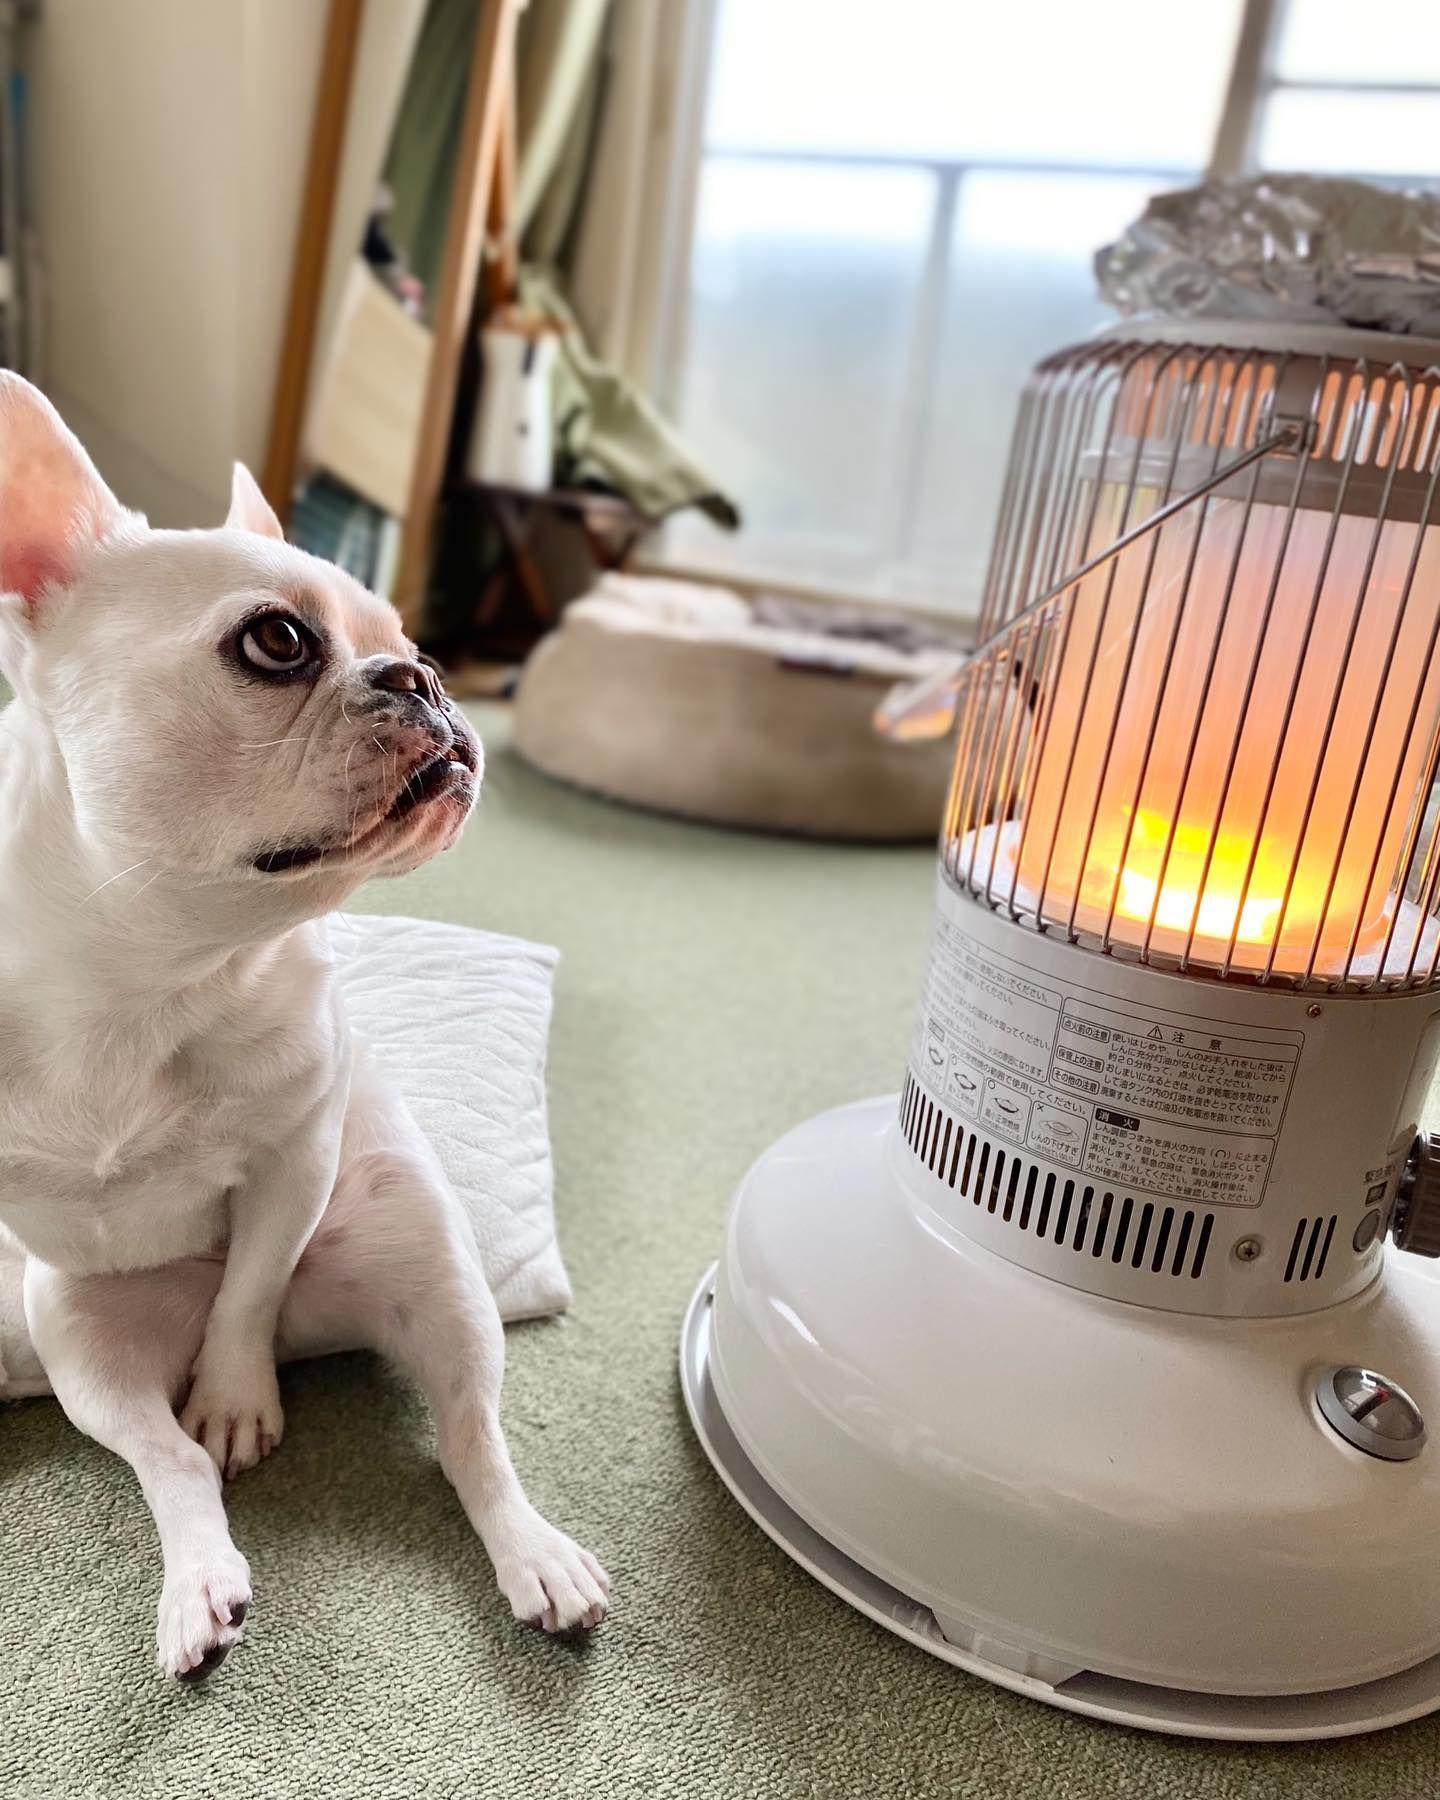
(240, 614, 310, 673)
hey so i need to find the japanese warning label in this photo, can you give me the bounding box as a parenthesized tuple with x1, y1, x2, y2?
(914, 911, 1303, 1208)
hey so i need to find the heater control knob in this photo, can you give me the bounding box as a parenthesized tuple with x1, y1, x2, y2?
(1393, 1134, 1440, 1259)
(1315, 1368, 1426, 1462)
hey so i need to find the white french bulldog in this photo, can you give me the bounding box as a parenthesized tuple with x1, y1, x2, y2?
(0, 375, 608, 1679)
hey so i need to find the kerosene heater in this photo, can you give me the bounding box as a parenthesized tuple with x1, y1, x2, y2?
(681, 322, 1440, 1740)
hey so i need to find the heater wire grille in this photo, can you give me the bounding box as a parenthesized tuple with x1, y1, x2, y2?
(947, 335, 1440, 992)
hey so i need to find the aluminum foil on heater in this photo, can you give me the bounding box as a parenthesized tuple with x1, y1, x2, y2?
(1096, 175, 1440, 338)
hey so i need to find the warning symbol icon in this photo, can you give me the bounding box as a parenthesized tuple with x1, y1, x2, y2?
(1148, 1025, 1163, 1040)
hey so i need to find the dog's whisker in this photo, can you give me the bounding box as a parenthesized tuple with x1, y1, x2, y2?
(342, 740, 362, 844)
(127, 869, 163, 904)
(77, 858, 151, 906)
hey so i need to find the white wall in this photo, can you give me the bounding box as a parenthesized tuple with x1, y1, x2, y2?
(29, 0, 329, 526)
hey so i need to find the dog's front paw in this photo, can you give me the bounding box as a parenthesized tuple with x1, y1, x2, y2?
(179, 1345, 284, 1480)
(493, 1517, 610, 1635)
(156, 1547, 252, 1682)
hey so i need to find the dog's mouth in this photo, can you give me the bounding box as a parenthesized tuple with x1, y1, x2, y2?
(253, 841, 329, 874)
(253, 735, 478, 876)
(385, 748, 472, 822)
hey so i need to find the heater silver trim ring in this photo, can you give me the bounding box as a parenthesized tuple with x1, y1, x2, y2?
(1315, 1365, 1427, 1461)
(681, 1267, 1440, 1742)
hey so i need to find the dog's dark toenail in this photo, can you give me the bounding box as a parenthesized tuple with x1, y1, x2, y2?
(177, 1641, 232, 1684)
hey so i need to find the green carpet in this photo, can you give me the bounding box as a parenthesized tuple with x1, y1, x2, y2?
(4, 706, 1438, 1799)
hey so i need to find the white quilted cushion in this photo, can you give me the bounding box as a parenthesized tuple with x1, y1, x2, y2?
(0, 913, 570, 1400)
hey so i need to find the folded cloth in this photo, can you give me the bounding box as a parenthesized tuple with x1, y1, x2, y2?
(751, 594, 971, 659)
(0, 913, 571, 1400)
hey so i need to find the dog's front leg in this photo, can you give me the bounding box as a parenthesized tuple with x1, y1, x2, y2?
(24, 1256, 254, 1680)
(180, 1111, 342, 1479)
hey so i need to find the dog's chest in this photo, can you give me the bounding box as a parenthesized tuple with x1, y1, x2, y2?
(0, 1013, 332, 1273)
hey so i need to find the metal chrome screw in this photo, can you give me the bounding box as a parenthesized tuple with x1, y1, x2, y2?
(1234, 1237, 1263, 1263)
(1307, 1004, 1323, 1018)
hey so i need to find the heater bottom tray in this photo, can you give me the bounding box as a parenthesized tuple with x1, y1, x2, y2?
(681, 1271, 1440, 1740)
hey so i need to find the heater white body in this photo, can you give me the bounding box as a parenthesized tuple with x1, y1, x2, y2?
(684, 322, 1440, 1739)
(682, 878, 1440, 1737)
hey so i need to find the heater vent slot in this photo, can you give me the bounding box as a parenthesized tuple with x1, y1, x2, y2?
(899, 1076, 1213, 1280)
(1283, 1213, 1339, 1283)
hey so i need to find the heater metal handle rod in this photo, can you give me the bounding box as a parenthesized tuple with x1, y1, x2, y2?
(874, 420, 1304, 742)
(966, 420, 1303, 667)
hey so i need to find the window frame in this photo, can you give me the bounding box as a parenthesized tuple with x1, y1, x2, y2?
(640, 0, 1433, 621)
(1210, 0, 1440, 182)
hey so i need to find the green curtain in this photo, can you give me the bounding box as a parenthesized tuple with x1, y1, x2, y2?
(513, 0, 610, 258)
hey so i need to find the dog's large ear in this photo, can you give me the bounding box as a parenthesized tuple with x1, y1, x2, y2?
(0, 372, 132, 614)
(225, 463, 285, 541)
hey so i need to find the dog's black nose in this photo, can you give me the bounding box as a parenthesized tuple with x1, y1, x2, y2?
(369, 657, 420, 694)
(369, 657, 444, 708)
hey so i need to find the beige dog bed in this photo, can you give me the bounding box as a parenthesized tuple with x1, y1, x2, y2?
(513, 576, 955, 840)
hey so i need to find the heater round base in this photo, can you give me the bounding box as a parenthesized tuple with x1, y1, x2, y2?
(681, 1273, 1440, 1739)
(681, 1097, 1440, 1741)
